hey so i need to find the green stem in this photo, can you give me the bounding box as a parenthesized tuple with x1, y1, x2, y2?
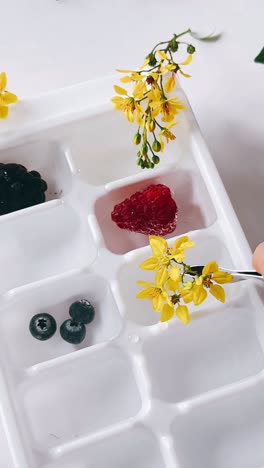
(147, 141, 155, 156)
(150, 40, 171, 54)
(154, 119, 164, 130)
(175, 28, 191, 39)
(137, 96, 148, 103)
(160, 75, 165, 96)
(139, 65, 160, 73)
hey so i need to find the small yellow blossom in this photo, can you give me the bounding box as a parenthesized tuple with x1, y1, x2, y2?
(136, 270, 171, 312)
(150, 96, 186, 122)
(158, 122, 177, 151)
(147, 83, 162, 102)
(111, 96, 145, 125)
(0, 72, 18, 119)
(181, 261, 233, 306)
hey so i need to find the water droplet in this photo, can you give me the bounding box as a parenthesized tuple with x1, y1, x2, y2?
(128, 334, 140, 344)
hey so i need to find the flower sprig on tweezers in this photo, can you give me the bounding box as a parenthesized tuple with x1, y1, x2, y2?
(136, 236, 233, 323)
(111, 30, 196, 169)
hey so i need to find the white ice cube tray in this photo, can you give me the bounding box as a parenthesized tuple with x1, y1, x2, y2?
(0, 75, 264, 468)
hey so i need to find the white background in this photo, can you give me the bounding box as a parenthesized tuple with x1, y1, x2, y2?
(0, 1, 263, 464)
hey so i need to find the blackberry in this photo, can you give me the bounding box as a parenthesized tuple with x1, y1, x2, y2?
(0, 163, 48, 215)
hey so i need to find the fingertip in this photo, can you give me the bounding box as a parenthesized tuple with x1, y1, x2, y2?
(253, 242, 264, 276)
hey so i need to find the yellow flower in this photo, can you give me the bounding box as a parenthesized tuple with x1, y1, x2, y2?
(140, 236, 170, 276)
(147, 83, 162, 102)
(158, 122, 177, 151)
(111, 95, 145, 125)
(150, 96, 186, 122)
(136, 270, 171, 312)
(181, 261, 233, 306)
(168, 236, 195, 263)
(164, 73, 176, 93)
(0, 72, 18, 119)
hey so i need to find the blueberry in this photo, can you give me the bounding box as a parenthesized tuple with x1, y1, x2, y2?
(69, 299, 95, 325)
(60, 319, 86, 344)
(29, 313, 57, 341)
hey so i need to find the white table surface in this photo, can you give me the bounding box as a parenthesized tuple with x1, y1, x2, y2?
(0, 0, 263, 464)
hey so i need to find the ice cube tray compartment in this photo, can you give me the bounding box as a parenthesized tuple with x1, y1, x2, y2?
(0, 76, 262, 468)
(0, 139, 73, 203)
(0, 201, 96, 294)
(171, 381, 264, 468)
(60, 104, 191, 187)
(0, 270, 123, 369)
(16, 347, 142, 451)
(116, 228, 234, 327)
(43, 425, 167, 468)
(142, 283, 264, 404)
(95, 164, 217, 255)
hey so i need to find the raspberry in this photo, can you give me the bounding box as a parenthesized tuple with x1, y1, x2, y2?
(111, 184, 177, 236)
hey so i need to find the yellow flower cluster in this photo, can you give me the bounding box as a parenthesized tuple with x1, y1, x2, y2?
(0, 72, 18, 119)
(111, 31, 195, 169)
(137, 236, 233, 323)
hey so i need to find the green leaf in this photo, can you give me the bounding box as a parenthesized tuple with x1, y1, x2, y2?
(190, 30, 222, 42)
(254, 47, 264, 64)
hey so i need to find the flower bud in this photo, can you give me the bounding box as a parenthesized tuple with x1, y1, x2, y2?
(133, 133, 141, 145)
(148, 53, 157, 67)
(149, 162, 155, 169)
(152, 140, 161, 152)
(141, 142, 148, 155)
(170, 38, 179, 52)
(146, 119, 156, 132)
(187, 44, 195, 54)
(152, 155, 160, 165)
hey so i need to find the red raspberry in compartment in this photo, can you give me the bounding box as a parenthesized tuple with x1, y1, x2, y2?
(111, 184, 177, 236)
